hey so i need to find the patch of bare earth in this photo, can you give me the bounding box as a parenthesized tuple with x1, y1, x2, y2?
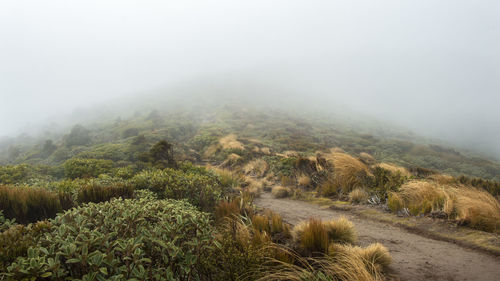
(255, 192, 500, 281)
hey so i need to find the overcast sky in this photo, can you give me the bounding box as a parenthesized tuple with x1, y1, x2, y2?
(0, 1, 499, 157)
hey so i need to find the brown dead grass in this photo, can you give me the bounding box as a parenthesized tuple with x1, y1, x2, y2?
(244, 159, 269, 177)
(219, 134, 245, 150)
(376, 163, 411, 177)
(388, 180, 500, 233)
(324, 151, 373, 193)
(348, 188, 369, 204)
(272, 186, 291, 198)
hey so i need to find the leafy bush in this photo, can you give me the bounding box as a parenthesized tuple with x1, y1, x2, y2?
(64, 158, 113, 179)
(131, 167, 224, 211)
(0, 185, 72, 223)
(0, 164, 30, 184)
(3, 198, 214, 281)
(0, 221, 52, 272)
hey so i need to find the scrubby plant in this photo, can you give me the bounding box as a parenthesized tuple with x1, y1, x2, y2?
(297, 173, 311, 187)
(131, 167, 224, 211)
(0, 220, 52, 272)
(63, 158, 113, 179)
(272, 186, 291, 198)
(3, 198, 214, 281)
(330, 243, 392, 275)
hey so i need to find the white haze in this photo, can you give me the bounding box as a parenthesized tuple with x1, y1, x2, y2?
(0, 0, 499, 158)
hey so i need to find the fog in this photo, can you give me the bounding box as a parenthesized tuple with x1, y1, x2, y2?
(1, 0, 499, 158)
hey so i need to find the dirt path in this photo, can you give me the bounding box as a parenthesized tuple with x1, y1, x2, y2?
(255, 192, 500, 281)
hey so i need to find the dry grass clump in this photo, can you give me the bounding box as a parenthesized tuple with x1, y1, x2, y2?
(297, 173, 311, 187)
(452, 187, 500, 232)
(292, 218, 329, 254)
(331, 243, 392, 273)
(324, 217, 357, 244)
(272, 186, 291, 198)
(284, 150, 299, 157)
(428, 174, 455, 184)
(251, 210, 291, 238)
(213, 168, 243, 189)
(220, 153, 244, 168)
(325, 152, 373, 193)
(245, 177, 264, 197)
(349, 188, 369, 204)
(244, 159, 269, 177)
(219, 134, 245, 150)
(260, 147, 271, 155)
(0, 185, 72, 223)
(376, 163, 411, 178)
(292, 217, 357, 254)
(215, 199, 242, 221)
(359, 152, 376, 165)
(255, 247, 384, 281)
(389, 180, 500, 233)
(387, 180, 446, 215)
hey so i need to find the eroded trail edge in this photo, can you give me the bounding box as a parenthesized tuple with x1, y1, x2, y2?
(255, 192, 500, 281)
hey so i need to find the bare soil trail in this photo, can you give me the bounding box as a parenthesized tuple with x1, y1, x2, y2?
(255, 192, 500, 281)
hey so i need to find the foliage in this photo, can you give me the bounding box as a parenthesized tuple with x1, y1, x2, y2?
(64, 158, 113, 179)
(3, 198, 214, 281)
(149, 140, 177, 169)
(0, 221, 52, 272)
(65, 124, 92, 147)
(131, 167, 225, 211)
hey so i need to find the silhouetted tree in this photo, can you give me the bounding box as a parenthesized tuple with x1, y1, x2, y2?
(149, 140, 177, 169)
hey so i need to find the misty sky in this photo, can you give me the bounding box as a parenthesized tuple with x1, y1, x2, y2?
(1, 1, 499, 157)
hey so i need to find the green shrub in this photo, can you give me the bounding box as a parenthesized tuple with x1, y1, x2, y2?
(63, 158, 113, 179)
(0, 185, 72, 223)
(0, 164, 30, 184)
(3, 198, 214, 281)
(131, 168, 224, 211)
(0, 221, 52, 272)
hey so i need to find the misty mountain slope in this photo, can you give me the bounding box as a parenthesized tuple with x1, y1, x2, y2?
(1, 99, 499, 182)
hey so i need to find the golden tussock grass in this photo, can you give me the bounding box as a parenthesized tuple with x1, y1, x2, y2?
(212, 168, 243, 188)
(254, 246, 384, 281)
(292, 218, 329, 254)
(359, 152, 376, 165)
(389, 180, 500, 233)
(252, 210, 290, 237)
(260, 147, 271, 155)
(349, 188, 369, 204)
(325, 151, 373, 193)
(219, 134, 245, 150)
(272, 186, 291, 198)
(427, 174, 455, 184)
(324, 216, 357, 244)
(244, 159, 269, 177)
(292, 217, 357, 254)
(330, 243, 392, 273)
(283, 150, 299, 157)
(297, 173, 311, 187)
(375, 163, 411, 178)
(388, 180, 446, 215)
